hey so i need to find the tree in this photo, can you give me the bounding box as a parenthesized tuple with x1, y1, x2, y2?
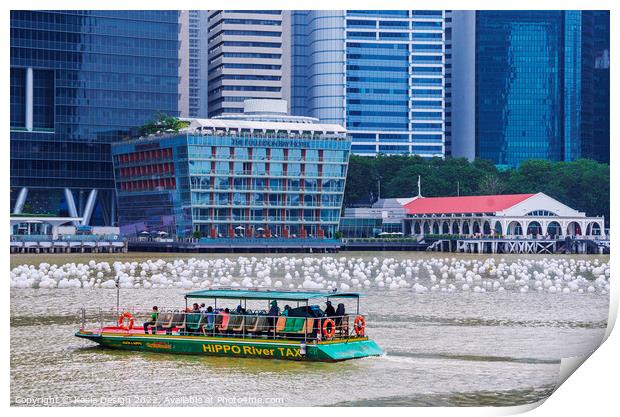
(138, 113, 189, 136)
(344, 155, 376, 206)
(479, 174, 505, 195)
(344, 155, 610, 225)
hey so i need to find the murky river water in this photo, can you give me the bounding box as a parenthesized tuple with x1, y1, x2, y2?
(10, 252, 609, 407)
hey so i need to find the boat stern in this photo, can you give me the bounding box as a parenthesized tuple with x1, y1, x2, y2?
(313, 339, 383, 361)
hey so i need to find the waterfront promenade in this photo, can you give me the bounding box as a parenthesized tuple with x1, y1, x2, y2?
(10, 234, 609, 255)
(10, 235, 127, 254)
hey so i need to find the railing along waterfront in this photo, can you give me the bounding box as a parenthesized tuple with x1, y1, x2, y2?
(422, 234, 607, 241)
(128, 237, 341, 245)
(79, 308, 364, 342)
(11, 234, 123, 242)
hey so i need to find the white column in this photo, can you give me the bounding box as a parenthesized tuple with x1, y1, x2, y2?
(64, 188, 79, 225)
(13, 187, 29, 214)
(81, 189, 98, 226)
(50, 222, 59, 240)
(25, 67, 33, 131)
(111, 194, 117, 227)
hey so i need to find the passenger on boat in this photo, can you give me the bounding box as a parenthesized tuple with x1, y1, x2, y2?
(282, 305, 292, 316)
(335, 303, 345, 318)
(335, 303, 346, 334)
(199, 303, 206, 313)
(236, 304, 246, 314)
(218, 308, 230, 334)
(143, 306, 159, 334)
(192, 303, 200, 312)
(205, 306, 215, 331)
(324, 301, 336, 317)
(267, 301, 280, 330)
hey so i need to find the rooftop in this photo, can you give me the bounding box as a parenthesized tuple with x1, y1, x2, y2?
(186, 118, 346, 136)
(372, 197, 417, 209)
(184, 289, 361, 301)
(404, 194, 535, 215)
(182, 99, 346, 136)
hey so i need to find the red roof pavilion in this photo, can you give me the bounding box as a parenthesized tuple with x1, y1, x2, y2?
(403, 194, 535, 215)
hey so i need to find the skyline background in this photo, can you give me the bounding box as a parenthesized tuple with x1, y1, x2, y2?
(9, 9, 610, 226)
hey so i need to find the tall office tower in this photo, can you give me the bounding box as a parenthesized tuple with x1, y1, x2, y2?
(450, 11, 610, 166)
(178, 11, 190, 117)
(206, 10, 291, 117)
(189, 11, 210, 117)
(10, 11, 180, 225)
(179, 10, 210, 118)
(581, 11, 610, 164)
(292, 10, 446, 157)
(443, 10, 453, 157)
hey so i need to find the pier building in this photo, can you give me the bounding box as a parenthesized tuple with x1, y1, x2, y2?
(339, 192, 607, 253)
(403, 193, 605, 239)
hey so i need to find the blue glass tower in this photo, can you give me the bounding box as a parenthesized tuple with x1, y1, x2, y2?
(581, 11, 610, 164)
(292, 10, 445, 157)
(10, 11, 180, 225)
(468, 11, 610, 167)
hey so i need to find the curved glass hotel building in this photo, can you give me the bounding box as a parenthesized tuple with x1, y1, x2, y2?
(291, 10, 445, 157)
(111, 100, 350, 239)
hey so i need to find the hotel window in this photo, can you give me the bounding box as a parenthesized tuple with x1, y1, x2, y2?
(215, 161, 229, 174)
(235, 147, 249, 159)
(305, 164, 319, 177)
(253, 148, 267, 160)
(252, 163, 266, 175)
(287, 163, 301, 176)
(271, 148, 284, 160)
(271, 163, 283, 175)
(306, 149, 319, 161)
(216, 146, 230, 158)
(288, 149, 302, 161)
(214, 176, 229, 189)
(232, 193, 246, 205)
(288, 179, 300, 190)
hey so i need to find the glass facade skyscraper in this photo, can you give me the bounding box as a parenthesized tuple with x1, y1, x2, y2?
(10, 11, 180, 224)
(581, 11, 610, 164)
(475, 11, 567, 166)
(292, 10, 445, 157)
(449, 10, 610, 167)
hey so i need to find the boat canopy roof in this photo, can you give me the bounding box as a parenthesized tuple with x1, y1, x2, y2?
(184, 289, 361, 302)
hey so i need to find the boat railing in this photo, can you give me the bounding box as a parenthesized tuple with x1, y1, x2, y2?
(78, 307, 366, 341)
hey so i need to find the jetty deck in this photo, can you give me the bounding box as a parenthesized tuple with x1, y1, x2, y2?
(425, 237, 609, 255)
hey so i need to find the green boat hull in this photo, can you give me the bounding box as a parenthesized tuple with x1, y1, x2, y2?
(75, 330, 383, 362)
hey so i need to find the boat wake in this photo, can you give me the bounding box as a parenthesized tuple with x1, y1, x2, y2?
(381, 350, 560, 365)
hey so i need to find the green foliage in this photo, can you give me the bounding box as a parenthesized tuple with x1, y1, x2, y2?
(345, 156, 610, 224)
(138, 113, 189, 136)
(191, 231, 202, 239)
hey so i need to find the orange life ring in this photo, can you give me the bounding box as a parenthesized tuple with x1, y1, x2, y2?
(322, 318, 336, 339)
(353, 315, 365, 336)
(118, 311, 134, 330)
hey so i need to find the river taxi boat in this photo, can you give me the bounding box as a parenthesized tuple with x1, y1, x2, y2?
(75, 289, 383, 362)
